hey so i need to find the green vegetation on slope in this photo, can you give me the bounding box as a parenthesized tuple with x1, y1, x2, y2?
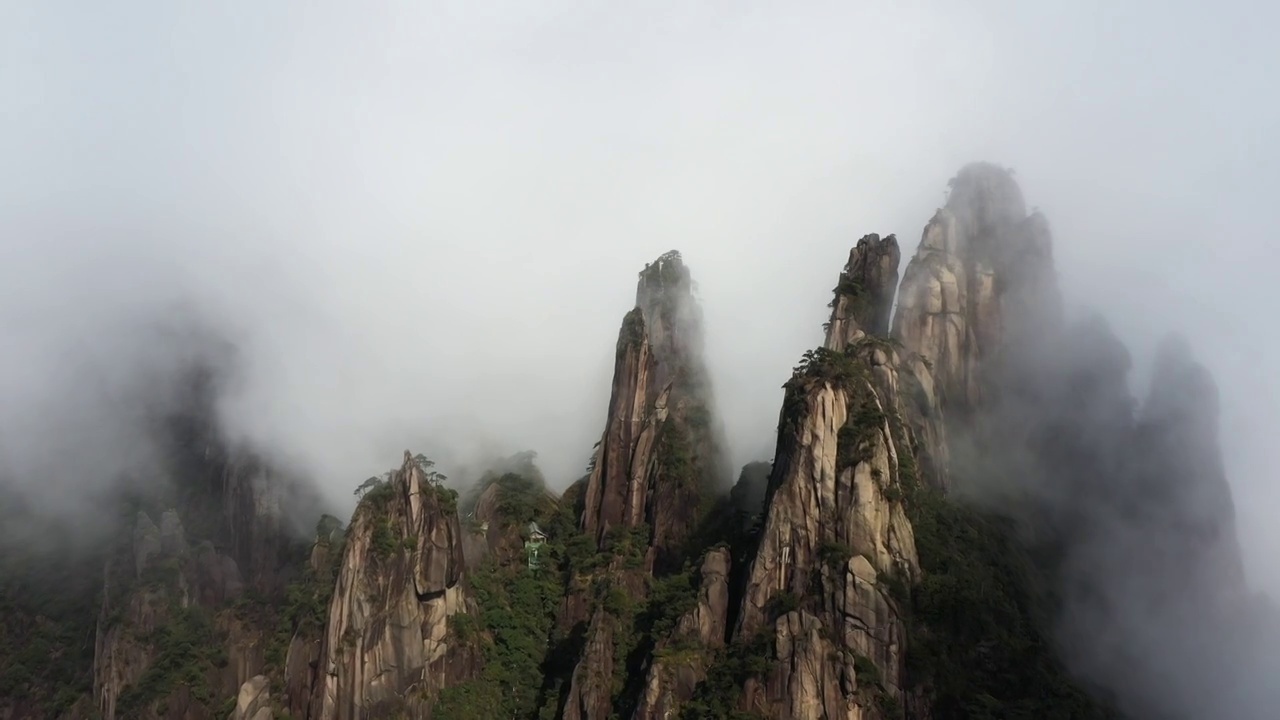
(492, 472, 558, 526)
(432, 556, 564, 719)
(116, 602, 228, 716)
(639, 250, 690, 293)
(433, 473, 564, 720)
(0, 530, 102, 716)
(828, 275, 869, 316)
(434, 458, 728, 720)
(235, 514, 346, 682)
(604, 552, 725, 719)
(619, 307, 646, 353)
(677, 344, 1118, 720)
(779, 347, 868, 439)
(657, 418, 695, 480)
(901, 483, 1119, 719)
(676, 622, 772, 719)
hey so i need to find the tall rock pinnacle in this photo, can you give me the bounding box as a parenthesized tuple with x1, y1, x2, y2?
(887, 166, 1253, 720)
(731, 257, 925, 716)
(824, 233, 902, 347)
(562, 250, 728, 720)
(579, 250, 725, 570)
(725, 166, 1101, 716)
(315, 451, 481, 720)
(825, 232, 950, 490)
(893, 163, 1061, 416)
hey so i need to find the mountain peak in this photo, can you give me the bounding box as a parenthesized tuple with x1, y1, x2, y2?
(824, 233, 902, 347)
(945, 162, 1028, 241)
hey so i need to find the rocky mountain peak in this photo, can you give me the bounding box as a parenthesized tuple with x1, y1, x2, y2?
(824, 233, 901, 347)
(558, 251, 732, 720)
(314, 450, 480, 720)
(635, 249, 708, 395)
(580, 250, 724, 567)
(637, 249, 693, 307)
(732, 338, 922, 718)
(893, 163, 1062, 416)
(9, 164, 1258, 720)
(943, 162, 1028, 254)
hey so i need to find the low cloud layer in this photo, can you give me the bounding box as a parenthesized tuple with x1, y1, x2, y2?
(2, 0, 1278, 618)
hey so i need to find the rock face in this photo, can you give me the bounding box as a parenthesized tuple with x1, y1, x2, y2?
(460, 482, 508, 570)
(826, 234, 950, 491)
(278, 527, 343, 720)
(892, 163, 1060, 419)
(94, 512, 182, 720)
(719, 236, 933, 719)
(314, 451, 481, 720)
(824, 233, 902, 346)
(164, 362, 324, 596)
(563, 251, 728, 720)
(230, 676, 274, 720)
(460, 470, 559, 570)
(728, 461, 772, 525)
(17, 163, 1262, 720)
(733, 342, 920, 719)
(218, 457, 307, 596)
(725, 184, 1063, 716)
(93, 448, 302, 720)
(561, 586, 631, 720)
(633, 547, 731, 720)
(579, 250, 726, 570)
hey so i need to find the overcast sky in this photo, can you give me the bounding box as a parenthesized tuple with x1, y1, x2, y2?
(2, 0, 1278, 587)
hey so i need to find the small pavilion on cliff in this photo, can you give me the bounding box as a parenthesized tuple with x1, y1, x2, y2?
(525, 522, 548, 570)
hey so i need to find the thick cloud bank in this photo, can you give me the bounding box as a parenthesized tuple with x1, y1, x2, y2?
(962, 311, 1277, 718)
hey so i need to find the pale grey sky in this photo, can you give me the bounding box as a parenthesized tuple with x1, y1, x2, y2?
(2, 1, 1277, 594)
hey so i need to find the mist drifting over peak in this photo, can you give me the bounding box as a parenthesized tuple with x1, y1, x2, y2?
(2, 4, 1279, 715)
(904, 163, 1276, 719)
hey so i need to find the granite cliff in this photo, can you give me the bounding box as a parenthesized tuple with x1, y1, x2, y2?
(559, 249, 730, 720)
(579, 249, 727, 571)
(312, 451, 481, 720)
(729, 239, 923, 719)
(0, 164, 1257, 720)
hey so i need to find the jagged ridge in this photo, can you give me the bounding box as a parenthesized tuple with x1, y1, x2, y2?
(0, 164, 1255, 720)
